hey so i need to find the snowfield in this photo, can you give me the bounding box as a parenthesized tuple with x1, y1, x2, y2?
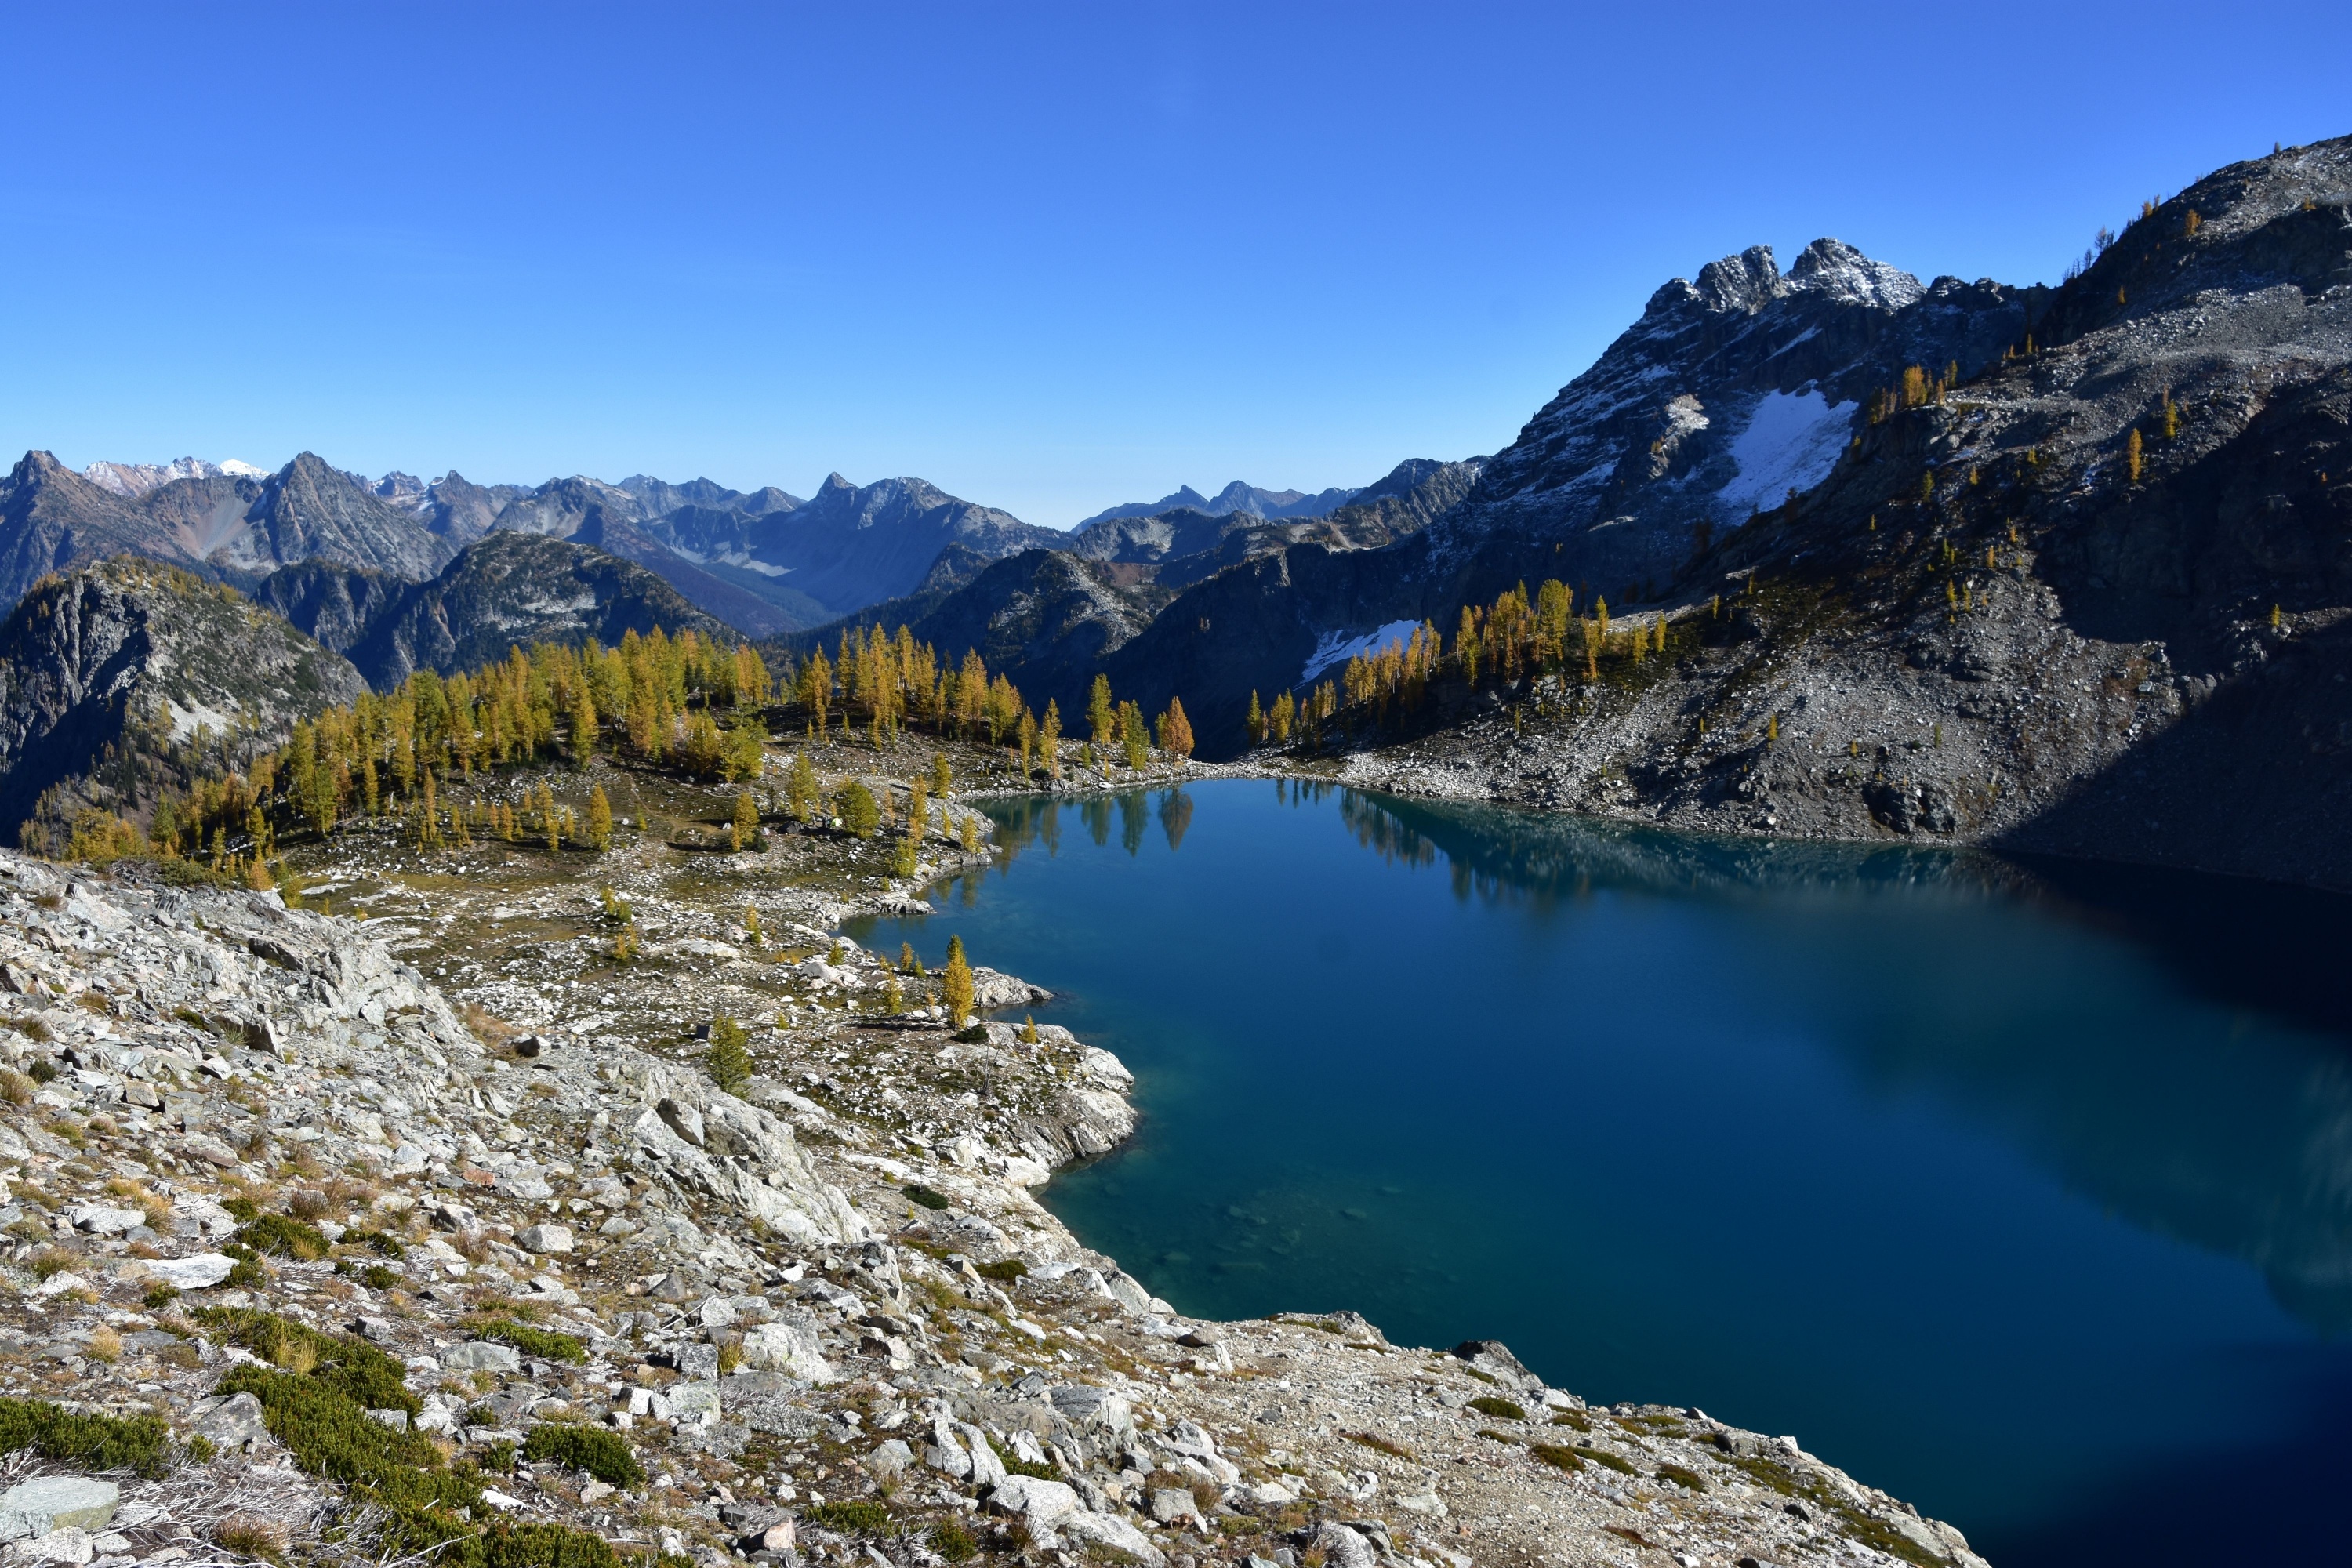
(1713, 387, 1857, 520)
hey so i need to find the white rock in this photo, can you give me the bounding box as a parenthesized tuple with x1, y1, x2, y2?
(516, 1224, 572, 1254)
(147, 1253, 236, 1289)
(67, 1207, 143, 1236)
(30, 1273, 89, 1299)
(987, 1475, 1078, 1529)
(440, 1341, 521, 1372)
(0, 1479, 119, 1541)
(1062, 1511, 1164, 1566)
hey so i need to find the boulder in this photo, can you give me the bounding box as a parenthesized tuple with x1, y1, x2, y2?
(1308, 1524, 1379, 1568)
(0, 1479, 118, 1541)
(147, 1252, 236, 1289)
(191, 1391, 270, 1451)
(987, 1475, 1078, 1530)
(441, 1341, 522, 1372)
(67, 1207, 143, 1235)
(737, 1318, 836, 1382)
(516, 1224, 572, 1254)
(1062, 1510, 1164, 1566)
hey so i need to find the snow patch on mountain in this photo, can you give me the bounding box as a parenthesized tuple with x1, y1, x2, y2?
(82, 457, 267, 496)
(1301, 619, 1420, 684)
(1714, 389, 1857, 520)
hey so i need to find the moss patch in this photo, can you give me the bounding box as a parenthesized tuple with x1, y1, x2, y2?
(1466, 1396, 1526, 1421)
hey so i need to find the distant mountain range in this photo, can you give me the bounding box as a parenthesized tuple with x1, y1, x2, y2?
(0, 453, 1080, 640)
(1074, 480, 1361, 529)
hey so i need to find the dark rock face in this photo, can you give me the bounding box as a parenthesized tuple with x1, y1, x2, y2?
(0, 557, 365, 842)
(261, 532, 731, 690)
(250, 558, 408, 655)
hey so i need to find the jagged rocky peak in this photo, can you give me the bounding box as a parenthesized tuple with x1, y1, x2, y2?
(1661, 238, 1924, 320)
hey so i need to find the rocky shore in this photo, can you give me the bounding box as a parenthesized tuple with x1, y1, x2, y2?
(0, 739, 1989, 1568)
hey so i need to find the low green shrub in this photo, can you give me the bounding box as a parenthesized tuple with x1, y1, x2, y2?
(976, 1258, 1028, 1283)
(1577, 1446, 1637, 1476)
(1653, 1463, 1708, 1492)
(0, 1396, 174, 1476)
(1466, 1396, 1526, 1421)
(803, 1501, 891, 1534)
(193, 1308, 419, 1414)
(522, 1424, 644, 1486)
(929, 1522, 978, 1563)
(902, 1184, 949, 1211)
(239, 1214, 331, 1261)
(462, 1521, 625, 1568)
(470, 1318, 586, 1364)
(343, 1228, 408, 1258)
(1527, 1443, 1583, 1474)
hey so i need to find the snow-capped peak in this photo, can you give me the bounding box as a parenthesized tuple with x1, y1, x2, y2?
(82, 456, 267, 496)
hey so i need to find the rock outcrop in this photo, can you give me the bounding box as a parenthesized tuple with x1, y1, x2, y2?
(0, 557, 365, 843)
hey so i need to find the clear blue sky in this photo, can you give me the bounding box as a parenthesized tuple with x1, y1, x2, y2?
(2, 3, 2343, 527)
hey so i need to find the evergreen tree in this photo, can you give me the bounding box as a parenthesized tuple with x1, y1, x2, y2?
(931, 751, 953, 798)
(891, 835, 919, 879)
(743, 903, 763, 947)
(706, 1015, 751, 1096)
(883, 975, 906, 1015)
(1039, 699, 1062, 779)
(586, 785, 613, 851)
(840, 781, 880, 837)
(1087, 674, 1116, 745)
(1119, 701, 1149, 770)
(787, 753, 820, 821)
(908, 777, 929, 839)
(942, 936, 975, 1028)
(570, 688, 597, 764)
(1021, 1014, 1039, 1044)
(2126, 427, 2144, 483)
(959, 813, 982, 852)
(1246, 691, 1265, 743)
(731, 789, 759, 851)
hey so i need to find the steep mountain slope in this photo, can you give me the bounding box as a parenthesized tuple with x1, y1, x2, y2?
(1309, 136, 2352, 890)
(259, 531, 732, 689)
(1076, 479, 1359, 527)
(735, 474, 1065, 619)
(217, 452, 454, 581)
(0, 556, 365, 844)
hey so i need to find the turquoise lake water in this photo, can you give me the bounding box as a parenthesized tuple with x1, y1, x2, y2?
(847, 779, 2352, 1566)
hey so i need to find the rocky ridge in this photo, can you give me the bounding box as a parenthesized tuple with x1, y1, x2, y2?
(0, 736, 1986, 1568)
(0, 559, 366, 846)
(1286, 136, 2352, 890)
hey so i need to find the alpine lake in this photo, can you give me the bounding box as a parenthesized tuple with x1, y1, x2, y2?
(847, 778, 2352, 1568)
